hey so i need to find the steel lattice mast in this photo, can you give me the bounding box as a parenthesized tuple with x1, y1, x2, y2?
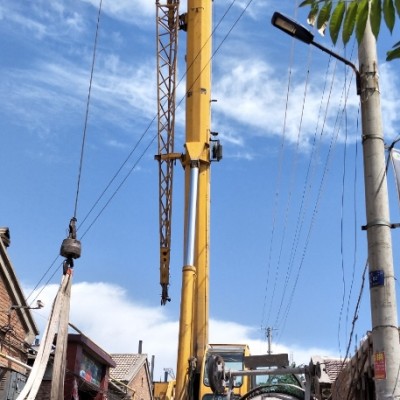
(156, 0, 181, 305)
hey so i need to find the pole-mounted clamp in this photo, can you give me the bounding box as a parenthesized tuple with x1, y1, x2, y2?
(362, 134, 384, 144)
(362, 219, 400, 230)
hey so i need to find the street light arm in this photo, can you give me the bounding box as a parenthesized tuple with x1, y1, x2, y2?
(311, 40, 361, 95)
(271, 11, 361, 96)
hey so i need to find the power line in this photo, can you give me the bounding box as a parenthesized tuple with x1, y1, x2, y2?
(275, 56, 345, 339)
(342, 260, 368, 365)
(270, 52, 335, 336)
(261, 3, 302, 332)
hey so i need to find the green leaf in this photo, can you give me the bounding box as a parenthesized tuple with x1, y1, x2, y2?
(395, 0, 400, 17)
(370, 0, 382, 38)
(383, 0, 396, 33)
(386, 46, 400, 60)
(317, 0, 332, 33)
(355, 0, 369, 44)
(329, 1, 346, 44)
(307, 2, 320, 26)
(299, 0, 315, 7)
(342, 1, 358, 44)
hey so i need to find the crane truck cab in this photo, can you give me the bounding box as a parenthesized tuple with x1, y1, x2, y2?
(203, 346, 318, 400)
(200, 344, 252, 400)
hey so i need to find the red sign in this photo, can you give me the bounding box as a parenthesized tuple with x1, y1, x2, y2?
(374, 351, 386, 380)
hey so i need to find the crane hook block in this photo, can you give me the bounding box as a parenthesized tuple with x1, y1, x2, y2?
(60, 238, 82, 260)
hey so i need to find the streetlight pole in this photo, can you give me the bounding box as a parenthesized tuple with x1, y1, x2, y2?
(272, 11, 400, 398)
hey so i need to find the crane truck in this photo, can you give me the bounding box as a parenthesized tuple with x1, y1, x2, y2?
(155, 1, 321, 400)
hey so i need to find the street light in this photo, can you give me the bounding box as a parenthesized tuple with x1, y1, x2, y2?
(273, 11, 400, 398)
(271, 12, 361, 95)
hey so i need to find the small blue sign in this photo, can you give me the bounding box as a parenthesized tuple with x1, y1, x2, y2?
(370, 270, 385, 288)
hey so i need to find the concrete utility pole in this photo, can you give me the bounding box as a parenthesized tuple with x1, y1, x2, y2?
(359, 20, 400, 399)
(265, 327, 276, 355)
(266, 327, 272, 355)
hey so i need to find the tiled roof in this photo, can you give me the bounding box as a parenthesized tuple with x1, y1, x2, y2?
(324, 359, 346, 382)
(311, 356, 346, 384)
(110, 353, 148, 382)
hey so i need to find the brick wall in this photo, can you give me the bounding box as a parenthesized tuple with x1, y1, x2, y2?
(35, 380, 52, 400)
(0, 271, 30, 374)
(130, 365, 152, 400)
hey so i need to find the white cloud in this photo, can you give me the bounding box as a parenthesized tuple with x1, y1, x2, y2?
(65, 11, 85, 32)
(379, 63, 400, 142)
(231, 1, 270, 21)
(0, 1, 89, 39)
(211, 53, 400, 152)
(0, 56, 156, 142)
(2, 7, 47, 38)
(80, 0, 154, 25)
(28, 281, 340, 380)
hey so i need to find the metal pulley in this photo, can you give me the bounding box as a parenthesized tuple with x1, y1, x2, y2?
(60, 238, 81, 259)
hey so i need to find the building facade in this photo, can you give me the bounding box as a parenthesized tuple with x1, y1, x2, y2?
(0, 227, 39, 399)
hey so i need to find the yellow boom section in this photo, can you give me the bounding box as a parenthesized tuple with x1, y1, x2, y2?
(175, 1, 212, 399)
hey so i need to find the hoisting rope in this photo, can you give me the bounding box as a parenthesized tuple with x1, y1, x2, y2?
(74, 0, 103, 219)
(17, 2, 103, 398)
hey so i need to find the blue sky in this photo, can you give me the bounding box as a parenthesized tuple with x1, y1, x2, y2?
(2, 0, 400, 380)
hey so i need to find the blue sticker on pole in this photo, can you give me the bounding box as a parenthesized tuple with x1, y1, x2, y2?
(370, 270, 385, 288)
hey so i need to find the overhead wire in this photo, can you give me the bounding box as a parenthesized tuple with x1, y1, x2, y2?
(258, 6, 365, 344)
(267, 58, 312, 331)
(323, 56, 366, 360)
(385, 135, 400, 173)
(338, 92, 349, 357)
(331, 41, 363, 359)
(261, 41, 296, 332)
(341, 259, 368, 365)
(275, 54, 349, 340)
(261, 1, 301, 335)
(79, 131, 157, 240)
(343, 106, 361, 350)
(271, 53, 333, 332)
(342, 46, 359, 337)
(335, 47, 358, 356)
(270, 52, 335, 339)
(275, 37, 364, 348)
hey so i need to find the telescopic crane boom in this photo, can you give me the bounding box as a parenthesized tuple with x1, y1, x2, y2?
(157, 1, 222, 399)
(173, 1, 214, 398)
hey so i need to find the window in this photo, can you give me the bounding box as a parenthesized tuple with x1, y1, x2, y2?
(79, 352, 103, 387)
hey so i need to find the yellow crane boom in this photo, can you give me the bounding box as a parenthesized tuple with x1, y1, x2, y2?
(175, 1, 212, 398)
(156, 1, 222, 399)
